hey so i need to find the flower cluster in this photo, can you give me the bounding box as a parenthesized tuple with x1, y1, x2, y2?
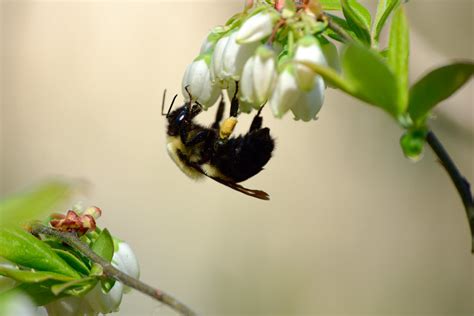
(0, 205, 140, 316)
(181, 0, 340, 121)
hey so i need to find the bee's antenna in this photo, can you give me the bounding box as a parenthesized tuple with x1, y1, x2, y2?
(161, 89, 177, 118)
(161, 89, 167, 116)
(167, 94, 178, 118)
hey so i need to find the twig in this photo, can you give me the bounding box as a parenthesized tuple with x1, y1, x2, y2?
(426, 131, 474, 252)
(318, 13, 354, 43)
(30, 224, 197, 316)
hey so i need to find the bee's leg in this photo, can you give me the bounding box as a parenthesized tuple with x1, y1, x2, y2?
(249, 104, 265, 132)
(211, 95, 225, 130)
(229, 81, 239, 118)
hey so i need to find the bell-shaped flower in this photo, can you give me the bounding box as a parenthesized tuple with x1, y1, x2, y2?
(210, 34, 230, 83)
(269, 65, 300, 118)
(84, 281, 124, 314)
(293, 36, 327, 91)
(182, 54, 221, 109)
(112, 240, 140, 293)
(291, 75, 325, 121)
(269, 64, 325, 121)
(240, 45, 277, 108)
(212, 31, 259, 84)
(236, 11, 278, 44)
(1, 292, 47, 316)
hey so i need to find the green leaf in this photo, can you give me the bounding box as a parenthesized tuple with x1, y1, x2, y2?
(53, 249, 90, 276)
(101, 277, 116, 293)
(0, 227, 80, 278)
(387, 6, 409, 113)
(10, 283, 65, 306)
(0, 265, 74, 283)
(51, 277, 96, 296)
(341, 43, 399, 116)
(0, 181, 73, 226)
(341, 0, 372, 45)
(91, 228, 114, 262)
(321, 0, 342, 10)
(372, 0, 400, 45)
(408, 62, 474, 124)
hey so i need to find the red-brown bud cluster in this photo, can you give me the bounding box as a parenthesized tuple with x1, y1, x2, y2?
(50, 206, 102, 236)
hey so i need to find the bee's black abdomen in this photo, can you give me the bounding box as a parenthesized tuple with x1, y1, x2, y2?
(212, 128, 274, 182)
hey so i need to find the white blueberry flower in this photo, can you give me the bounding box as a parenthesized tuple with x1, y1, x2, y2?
(236, 11, 278, 44)
(210, 34, 230, 83)
(240, 45, 277, 108)
(84, 281, 124, 314)
(0, 292, 47, 316)
(293, 35, 328, 91)
(182, 54, 221, 109)
(111, 241, 140, 293)
(269, 65, 325, 121)
(212, 31, 259, 85)
(291, 75, 325, 121)
(269, 66, 300, 118)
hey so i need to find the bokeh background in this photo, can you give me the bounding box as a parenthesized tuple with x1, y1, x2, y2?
(1, 0, 473, 315)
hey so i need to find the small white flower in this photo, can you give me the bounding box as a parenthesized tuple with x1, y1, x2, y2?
(221, 31, 259, 82)
(112, 241, 140, 293)
(0, 292, 47, 316)
(240, 45, 277, 108)
(291, 75, 325, 121)
(269, 65, 325, 121)
(182, 54, 221, 109)
(211, 31, 259, 86)
(210, 34, 230, 83)
(293, 36, 327, 91)
(84, 281, 124, 314)
(236, 11, 278, 44)
(269, 66, 300, 118)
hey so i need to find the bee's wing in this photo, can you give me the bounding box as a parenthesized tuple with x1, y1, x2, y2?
(190, 164, 270, 200)
(208, 176, 270, 200)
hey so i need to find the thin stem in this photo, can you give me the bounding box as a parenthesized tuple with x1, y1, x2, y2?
(319, 14, 354, 43)
(426, 131, 474, 252)
(31, 224, 197, 316)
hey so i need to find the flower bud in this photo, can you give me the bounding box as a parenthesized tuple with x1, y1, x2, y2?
(293, 36, 327, 91)
(236, 11, 278, 44)
(182, 54, 221, 109)
(240, 45, 277, 107)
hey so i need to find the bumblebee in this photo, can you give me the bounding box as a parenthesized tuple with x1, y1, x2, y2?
(163, 87, 274, 200)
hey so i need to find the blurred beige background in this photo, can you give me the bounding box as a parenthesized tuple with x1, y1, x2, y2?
(1, 0, 473, 315)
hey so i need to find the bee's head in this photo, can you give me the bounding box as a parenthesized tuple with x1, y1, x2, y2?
(166, 102, 202, 136)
